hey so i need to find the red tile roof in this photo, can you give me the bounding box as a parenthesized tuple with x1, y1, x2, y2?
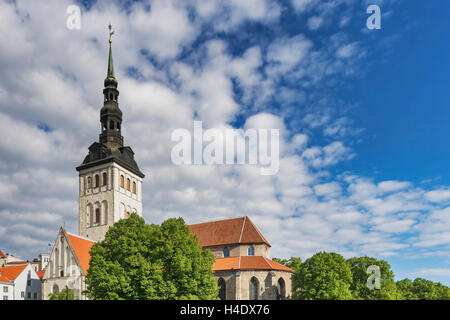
(189, 216, 271, 247)
(66, 233, 95, 275)
(36, 270, 45, 280)
(213, 256, 294, 273)
(0, 264, 28, 282)
(0, 249, 5, 259)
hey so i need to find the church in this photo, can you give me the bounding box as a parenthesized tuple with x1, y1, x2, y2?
(41, 31, 293, 300)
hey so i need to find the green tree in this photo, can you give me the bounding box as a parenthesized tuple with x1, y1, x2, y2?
(48, 287, 75, 300)
(347, 256, 402, 300)
(435, 282, 450, 300)
(293, 252, 354, 300)
(396, 278, 417, 300)
(85, 213, 218, 300)
(396, 278, 450, 300)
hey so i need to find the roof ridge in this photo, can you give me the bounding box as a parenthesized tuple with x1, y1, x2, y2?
(246, 217, 271, 247)
(238, 216, 247, 243)
(66, 232, 96, 243)
(263, 256, 273, 269)
(189, 216, 246, 227)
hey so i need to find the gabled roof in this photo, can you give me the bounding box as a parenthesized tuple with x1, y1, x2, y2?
(0, 249, 5, 259)
(213, 256, 294, 273)
(66, 232, 95, 275)
(0, 264, 28, 282)
(189, 216, 271, 247)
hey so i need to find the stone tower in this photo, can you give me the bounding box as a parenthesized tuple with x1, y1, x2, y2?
(76, 31, 145, 242)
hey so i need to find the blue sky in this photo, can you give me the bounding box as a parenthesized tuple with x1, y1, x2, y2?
(0, 0, 449, 285)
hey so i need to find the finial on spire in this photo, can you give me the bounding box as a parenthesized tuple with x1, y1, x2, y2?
(108, 24, 115, 44)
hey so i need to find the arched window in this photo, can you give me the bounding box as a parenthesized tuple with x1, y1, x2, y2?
(102, 201, 108, 225)
(53, 284, 59, 293)
(102, 172, 107, 186)
(87, 204, 92, 227)
(277, 278, 286, 300)
(249, 277, 259, 300)
(87, 177, 92, 190)
(223, 247, 230, 258)
(132, 181, 136, 194)
(95, 174, 99, 188)
(218, 278, 226, 300)
(127, 178, 130, 191)
(120, 175, 124, 188)
(248, 246, 255, 256)
(95, 208, 100, 224)
(110, 120, 114, 130)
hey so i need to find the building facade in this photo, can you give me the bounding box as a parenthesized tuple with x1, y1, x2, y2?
(190, 216, 294, 300)
(41, 228, 94, 300)
(0, 264, 41, 300)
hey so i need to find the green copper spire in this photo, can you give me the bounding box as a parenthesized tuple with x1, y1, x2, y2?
(104, 24, 117, 88)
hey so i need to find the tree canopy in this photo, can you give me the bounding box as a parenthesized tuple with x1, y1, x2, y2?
(276, 252, 450, 300)
(347, 256, 402, 300)
(85, 213, 218, 300)
(396, 278, 450, 300)
(292, 252, 354, 300)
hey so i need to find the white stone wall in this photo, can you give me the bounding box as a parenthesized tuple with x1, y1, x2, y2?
(207, 243, 270, 258)
(78, 161, 143, 242)
(10, 264, 41, 300)
(1, 282, 14, 300)
(214, 269, 292, 300)
(42, 229, 86, 300)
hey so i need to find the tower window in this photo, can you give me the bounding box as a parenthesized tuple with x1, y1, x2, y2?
(95, 208, 101, 224)
(248, 246, 255, 256)
(95, 174, 99, 188)
(102, 172, 107, 186)
(87, 177, 92, 189)
(127, 178, 130, 191)
(132, 181, 136, 194)
(223, 247, 230, 258)
(120, 175, 124, 188)
(110, 120, 114, 130)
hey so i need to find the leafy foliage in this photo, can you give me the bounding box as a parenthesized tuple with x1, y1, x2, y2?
(48, 287, 76, 300)
(396, 278, 450, 300)
(347, 256, 402, 300)
(292, 252, 354, 300)
(85, 213, 218, 300)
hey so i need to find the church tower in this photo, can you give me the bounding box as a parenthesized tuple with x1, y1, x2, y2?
(76, 26, 145, 242)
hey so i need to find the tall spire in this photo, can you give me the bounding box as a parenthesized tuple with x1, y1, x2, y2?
(105, 24, 117, 88)
(100, 24, 123, 149)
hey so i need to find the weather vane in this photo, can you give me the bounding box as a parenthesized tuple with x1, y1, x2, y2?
(108, 24, 115, 43)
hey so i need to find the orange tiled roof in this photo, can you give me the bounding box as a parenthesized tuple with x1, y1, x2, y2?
(189, 216, 271, 247)
(213, 256, 294, 273)
(66, 233, 95, 275)
(0, 264, 28, 282)
(0, 249, 5, 259)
